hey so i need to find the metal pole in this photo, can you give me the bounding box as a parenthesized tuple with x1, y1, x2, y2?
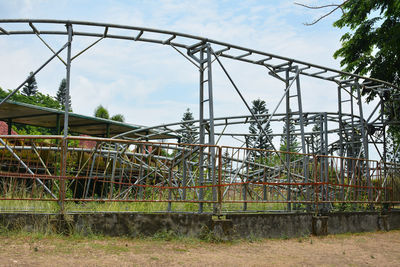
(355, 82, 371, 201)
(337, 85, 345, 202)
(206, 44, 217, 213)
(323, 112, 329, 208)
(295, 67, 309, 209)
(7, 119, 12, 135)
(198, 45, 205, 213)
(217, 146, 223, 215)
(285, 69, 291, 211)
(60, 23, 73, 214)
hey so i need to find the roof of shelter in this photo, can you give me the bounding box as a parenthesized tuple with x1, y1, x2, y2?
(0, 100, 174, 140)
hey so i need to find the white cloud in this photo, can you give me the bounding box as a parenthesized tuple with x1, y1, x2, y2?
(0, 0, 378, 150)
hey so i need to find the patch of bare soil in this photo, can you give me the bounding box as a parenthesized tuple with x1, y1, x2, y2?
(0, 230, 399, 266)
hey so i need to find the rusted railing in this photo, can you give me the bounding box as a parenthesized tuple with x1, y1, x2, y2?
(0, 135, 398, 213)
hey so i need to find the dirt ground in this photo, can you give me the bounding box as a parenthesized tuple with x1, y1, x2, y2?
(0, 230, 399, 267)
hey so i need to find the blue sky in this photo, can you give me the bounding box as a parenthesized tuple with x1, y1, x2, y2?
(1, 0, 374, 150)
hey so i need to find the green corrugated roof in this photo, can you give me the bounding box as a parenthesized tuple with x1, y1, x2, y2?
(0, 100, 172, 139)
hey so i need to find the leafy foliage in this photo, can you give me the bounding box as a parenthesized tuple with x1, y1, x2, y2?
(179, 108, 197, 144)
(0, 87, 61, 110)
(22, 72, 38, 96)
(333, 0, 400, 161)
(110, 114, 125, 122)
(94, 105, 110, 119)
(334, 1, 400, 91)
(0, 81, 63, 135)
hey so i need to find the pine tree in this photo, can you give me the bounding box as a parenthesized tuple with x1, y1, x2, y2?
(248, 99, 273, 151)
(280, 110, 299, 152)
(179, 108, 197, 144)
(22, 72, 38, 96)
(56, 78, 72, 111)
(311, 123, 321, 154)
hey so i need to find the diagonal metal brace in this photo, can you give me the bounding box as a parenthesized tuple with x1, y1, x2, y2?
(0, 138, 57, 199)
(0, 41, 70, 107)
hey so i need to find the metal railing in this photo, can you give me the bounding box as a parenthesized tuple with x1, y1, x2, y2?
(0, 136, 398, 213)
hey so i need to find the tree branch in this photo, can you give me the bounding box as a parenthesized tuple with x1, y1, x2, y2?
(294, 1, 348, 25)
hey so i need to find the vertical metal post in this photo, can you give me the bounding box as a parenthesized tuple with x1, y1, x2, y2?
(63, 23, 72, 137)
(167, 168, 172, 211)
(337, 86, 345, 200)
(198, 45, 205, 213)
(60, 23, 73, 214)
(217, 146, 223, 215)
(182, 158, 187, 200)
(356, 82, 371, 201)
(206, 44, 217, 213)
(381, 95, 388, 202)
(106, 124, 110, 138)
(323, 112, 329, 207)
(313, 155, 319, 213)
(109, 152, 117, 199)
(7, 118, 12, 135)
(56, 114, 61, 135)
(294, 67, 309, 208)
(86, 153, 97, 198)
(319, 114, 325, 209)
(285, 69, 291, 211)
(196, 43, 217, 213)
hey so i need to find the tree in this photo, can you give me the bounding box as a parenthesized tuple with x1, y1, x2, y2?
(111, 114, 125, 122)
(56, 78, 72, 111)
(0, 87, 61, 135)
(311, 123, 321, 154)
(22, 72, 38, 96)
(296, 1, 400, 161)
(248, 98, 273, 151)
(280, 110, 300, 153)
(332, 1, 400, 162)
(94, 105, 109, 119)
(179, 108, 197, 144)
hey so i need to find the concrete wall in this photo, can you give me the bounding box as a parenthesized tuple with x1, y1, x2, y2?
(0, 211, 399, 239)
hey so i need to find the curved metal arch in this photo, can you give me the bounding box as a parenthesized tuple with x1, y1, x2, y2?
(113, 111, 363, 140)
(0, 19, 398, 91)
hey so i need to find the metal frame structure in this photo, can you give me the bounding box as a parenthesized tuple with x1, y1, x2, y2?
(0, 19, 399, 214)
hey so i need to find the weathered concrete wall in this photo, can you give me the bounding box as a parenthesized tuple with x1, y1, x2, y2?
(388, 211, 400, 230)
(327, 212, 383, 234)
(0, 211, 399, 239)
(74, 213, 213, 237)
(225, 213, 313, 238)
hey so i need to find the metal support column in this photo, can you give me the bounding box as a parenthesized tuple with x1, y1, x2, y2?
(206, 44, 217, 213)
(294, 67, 309, 209)
(337, 85, 345, 201)
(285, 69, 291, 211)
(7, 118, 12, 135)
(60, 23, 73, 214)
(195, 43, 216, 213)
(355, 82, 371, 201)
(198, 45, 205, 213)
(323, 112, 329, 208)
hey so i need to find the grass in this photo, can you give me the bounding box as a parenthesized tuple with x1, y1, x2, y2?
(0, 199, 291, 213)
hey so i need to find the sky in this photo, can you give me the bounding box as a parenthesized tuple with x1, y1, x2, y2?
(0, 0, 381, 152)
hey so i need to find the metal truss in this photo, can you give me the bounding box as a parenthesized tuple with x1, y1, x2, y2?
(0, 19, 399, 213)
